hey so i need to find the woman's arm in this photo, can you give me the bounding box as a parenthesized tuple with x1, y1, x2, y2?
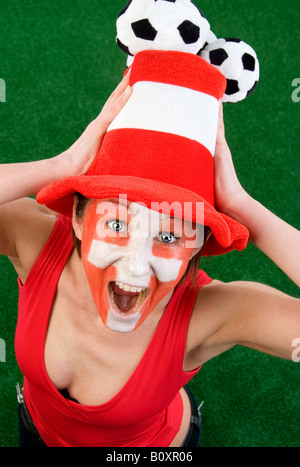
(214, 104, 300, 287)
(186, 104, 300, 367)
(0, 74, 131, 206)
(0, 76, 132, 267)
(187, 279, 300, 365)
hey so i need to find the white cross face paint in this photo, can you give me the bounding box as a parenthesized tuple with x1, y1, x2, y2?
(80, 199, 201, 332)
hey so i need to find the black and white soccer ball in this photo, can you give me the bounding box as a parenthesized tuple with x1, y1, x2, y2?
(116, 0, 259, 103)
(117, 0, 210, 62)
(200, 38, 259, 103)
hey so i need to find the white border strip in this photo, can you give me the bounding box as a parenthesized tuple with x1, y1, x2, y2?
(108, 81, 219, 155)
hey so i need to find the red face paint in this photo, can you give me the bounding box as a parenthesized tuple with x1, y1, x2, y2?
(79, 199, 200, 332)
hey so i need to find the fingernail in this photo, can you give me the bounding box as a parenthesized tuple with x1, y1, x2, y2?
(123, 85, 132, 96)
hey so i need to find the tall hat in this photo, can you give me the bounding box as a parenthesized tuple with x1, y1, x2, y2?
(37, 0, 260, 256)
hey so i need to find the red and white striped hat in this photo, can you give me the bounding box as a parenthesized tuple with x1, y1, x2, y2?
(37, 50, 249, 255)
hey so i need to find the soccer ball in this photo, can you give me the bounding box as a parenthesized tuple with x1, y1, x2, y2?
(115, 1, 260, 103)
(200, 38, 260, 103)
(116, 0, 210, 58)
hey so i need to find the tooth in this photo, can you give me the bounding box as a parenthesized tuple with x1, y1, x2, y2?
(114, 281, 147, 294)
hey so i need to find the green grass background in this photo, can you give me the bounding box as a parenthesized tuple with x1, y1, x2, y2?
(0, 0, 299, 447)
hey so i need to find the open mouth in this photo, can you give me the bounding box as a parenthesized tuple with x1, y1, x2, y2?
(108, 281, 149, 317)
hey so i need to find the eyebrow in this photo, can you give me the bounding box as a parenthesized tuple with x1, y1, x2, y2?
(101, 199, 179, 224)
(105, 198, 129, 208)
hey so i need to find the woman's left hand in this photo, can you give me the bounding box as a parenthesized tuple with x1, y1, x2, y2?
(214, 102, 249, 218)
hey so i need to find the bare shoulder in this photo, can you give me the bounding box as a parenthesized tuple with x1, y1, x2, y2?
(0, 197, 58, 282)
(184, 279, 299, 368)
(185, 280, 231, 354)
(187, 279, 280, 349)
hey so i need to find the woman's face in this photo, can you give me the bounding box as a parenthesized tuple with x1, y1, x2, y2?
(73, 198, 204, 332)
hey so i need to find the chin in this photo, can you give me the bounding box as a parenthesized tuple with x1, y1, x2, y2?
(105, 308, 142, 332)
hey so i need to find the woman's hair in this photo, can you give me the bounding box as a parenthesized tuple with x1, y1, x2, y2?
(73, 193, 210, 288)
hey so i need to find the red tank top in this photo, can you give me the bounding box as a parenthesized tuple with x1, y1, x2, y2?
(15, 215, 212, 447)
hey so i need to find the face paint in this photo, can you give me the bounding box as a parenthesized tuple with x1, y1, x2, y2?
(79, 199, 202, 332)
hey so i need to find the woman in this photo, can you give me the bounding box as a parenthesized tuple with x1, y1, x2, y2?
(0, 68, 299, 447)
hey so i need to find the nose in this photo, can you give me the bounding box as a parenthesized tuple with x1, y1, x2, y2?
(121, 236, 152, 278)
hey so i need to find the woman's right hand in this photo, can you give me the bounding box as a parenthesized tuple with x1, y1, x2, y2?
(0, 74, 132, 207)
(56, 73, 132, 178)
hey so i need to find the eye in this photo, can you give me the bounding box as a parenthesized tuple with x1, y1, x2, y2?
(107, 219, 127, 233)
(159, 232, 177, 244)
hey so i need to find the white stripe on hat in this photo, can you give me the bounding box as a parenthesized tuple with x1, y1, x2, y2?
(108, 81, 219, 156)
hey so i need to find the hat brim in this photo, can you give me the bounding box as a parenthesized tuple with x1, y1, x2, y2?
(36, 174, 249, 256)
